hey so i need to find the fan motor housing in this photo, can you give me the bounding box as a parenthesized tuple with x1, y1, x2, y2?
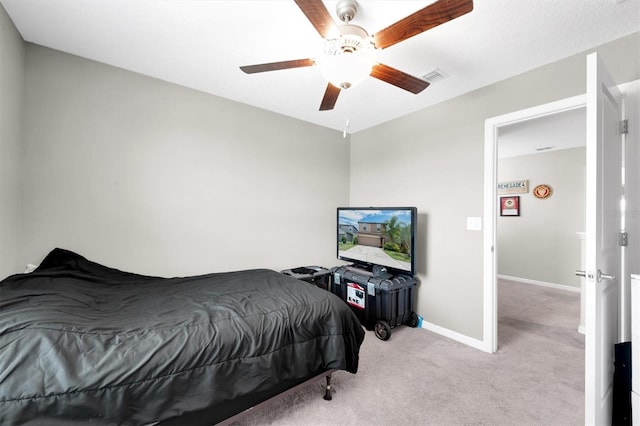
(325, 24, 371, 55)
(336, 0, 359, 23)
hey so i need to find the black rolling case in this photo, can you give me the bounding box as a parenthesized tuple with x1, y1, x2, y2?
(332, 266, 418, 340)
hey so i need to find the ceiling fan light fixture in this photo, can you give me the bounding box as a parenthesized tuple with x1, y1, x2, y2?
(320, 24, 376, 90)
(320, 50, 374, 89)
(241, 0, 474, 111)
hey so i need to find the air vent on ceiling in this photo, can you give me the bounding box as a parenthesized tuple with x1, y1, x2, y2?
(535, 146, 555, 152)
(421, 68, 448, 84)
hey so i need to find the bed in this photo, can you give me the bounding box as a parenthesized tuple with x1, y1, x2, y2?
(0, 248, 365, 425)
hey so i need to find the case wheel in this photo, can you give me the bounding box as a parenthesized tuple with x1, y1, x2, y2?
(408, 311, 419, 328)
(374, 321, 392, 341)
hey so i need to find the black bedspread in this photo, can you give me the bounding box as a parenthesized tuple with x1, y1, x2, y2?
(0, 248, 364, 425)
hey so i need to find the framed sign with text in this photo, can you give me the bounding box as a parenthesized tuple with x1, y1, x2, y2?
(497, 180, 529, 195)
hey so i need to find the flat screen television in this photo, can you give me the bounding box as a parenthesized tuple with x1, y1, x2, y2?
(337, 207, 417, 276)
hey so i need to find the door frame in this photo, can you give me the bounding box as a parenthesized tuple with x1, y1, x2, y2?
(482, 94, 586, 353)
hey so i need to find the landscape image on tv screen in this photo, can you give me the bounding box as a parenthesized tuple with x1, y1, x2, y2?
(337, 207, 415, 275)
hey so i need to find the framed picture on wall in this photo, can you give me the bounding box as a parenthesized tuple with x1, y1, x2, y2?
(500, 196, 520, 216)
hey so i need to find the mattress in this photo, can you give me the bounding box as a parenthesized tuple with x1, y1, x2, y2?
(0, 248, 365, 425)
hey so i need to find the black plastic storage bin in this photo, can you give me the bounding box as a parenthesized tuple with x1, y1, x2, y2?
(332, 266, 418, 340)
(281, 266, 332, 291)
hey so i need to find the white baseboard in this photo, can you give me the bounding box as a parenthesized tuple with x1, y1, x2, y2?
(420, 320, 491, 353)
(498, 274, 580, 293)
(416, 275, 581, 352)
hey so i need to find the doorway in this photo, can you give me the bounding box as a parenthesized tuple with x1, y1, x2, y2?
(484, 73, 639, 424)
(482, 94, 587, 353)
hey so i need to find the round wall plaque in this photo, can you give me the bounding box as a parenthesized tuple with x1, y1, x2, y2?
(533, 184, 552, 199)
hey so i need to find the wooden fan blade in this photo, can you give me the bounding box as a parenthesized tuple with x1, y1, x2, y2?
(370, 63, 430, 94)
(373, 0, 473, 49)
(319, 83, 341, 111)
(294, 0, 339, 39)
(240, 59, 315, 74)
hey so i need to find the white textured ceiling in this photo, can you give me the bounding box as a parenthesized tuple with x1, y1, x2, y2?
(2, 0, 639, 134)
(498, 107, 586, 159)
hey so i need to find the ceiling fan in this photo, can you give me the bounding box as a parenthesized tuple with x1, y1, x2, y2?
(240, 0, 474, 111)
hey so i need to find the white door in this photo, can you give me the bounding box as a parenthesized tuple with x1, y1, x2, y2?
(584, 52, 624, 426)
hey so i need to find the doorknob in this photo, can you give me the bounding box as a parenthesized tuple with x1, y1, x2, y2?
(575, 270, 594, 279)
(596, 269, 615, 282)
(575, 270, 614, 281)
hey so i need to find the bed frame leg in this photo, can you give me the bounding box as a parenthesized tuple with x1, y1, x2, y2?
(323, 373, 332, 401)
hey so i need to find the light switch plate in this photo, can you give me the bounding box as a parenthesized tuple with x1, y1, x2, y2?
(467, 217, 482, 231)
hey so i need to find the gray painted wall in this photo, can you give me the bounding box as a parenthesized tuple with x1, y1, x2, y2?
(350, 33, 639, 340)
(497, 147, 586, 288)
(18, 44, 349, 277)
(0, 4, 24, 278)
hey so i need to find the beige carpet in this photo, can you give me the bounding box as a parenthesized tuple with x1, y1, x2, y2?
(229, 279, 584, 425)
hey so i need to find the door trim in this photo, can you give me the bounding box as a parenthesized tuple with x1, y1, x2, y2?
(482, 94, 587, 353)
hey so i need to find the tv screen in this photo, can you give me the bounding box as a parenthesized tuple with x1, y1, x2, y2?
(337, 207, 417, 276)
